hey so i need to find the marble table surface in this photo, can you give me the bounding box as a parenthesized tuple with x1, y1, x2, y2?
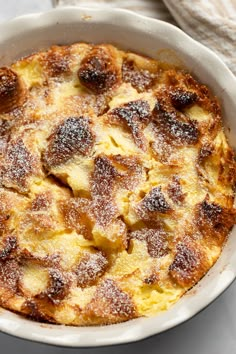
(0, 1, 235, 353)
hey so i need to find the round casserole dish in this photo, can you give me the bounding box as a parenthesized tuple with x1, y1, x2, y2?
(0, 7, 235, 347)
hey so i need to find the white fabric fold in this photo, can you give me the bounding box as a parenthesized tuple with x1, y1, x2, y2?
(164, 0, 236, 74)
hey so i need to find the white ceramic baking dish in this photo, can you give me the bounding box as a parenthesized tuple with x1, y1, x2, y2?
(0, 6, 235, 347)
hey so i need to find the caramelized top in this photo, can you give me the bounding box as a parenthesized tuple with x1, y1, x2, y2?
(78, 45, 120, 94)
(0, 42, 234, 326)
(43, 117, 94, 168)
(0, 67, 25, 113)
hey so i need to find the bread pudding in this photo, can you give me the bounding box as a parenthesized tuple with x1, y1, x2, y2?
(0, 42, 235, 325)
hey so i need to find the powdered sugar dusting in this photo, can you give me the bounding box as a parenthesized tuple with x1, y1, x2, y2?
(153, 100, 199, 146)
(44, 116, 94, 168)
(170, 89, 198, 110)
(2, 139, 35, 192)
(169, 241, 203, 286)
(167, 175, 185, 204)
(78, 46, 119, 94)
(0, 67, 25, 113)
(90, 156, 119, 227)
(198, 199, 222, 223)
(0, 236, 17, 260)
(92, 155, 118, 197)
(0, 259, 21, 291)
(88, 278, 136, 319)
(141, 187, 172, 214)
(170, 243, 199, 274)
(130, 228, 169, 258)
(108, 100, 151, 150)
(76, 252, 108, 287)
(45, 268, 69, 304)
(122, 60, 156, 92)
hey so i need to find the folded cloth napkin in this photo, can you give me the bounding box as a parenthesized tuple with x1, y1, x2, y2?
(53, 0, 236, 75)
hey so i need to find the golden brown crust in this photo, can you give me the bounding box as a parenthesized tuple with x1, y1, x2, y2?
(0, 67, 26, 113)
(61, 198, 92, 238)
(152, 96, 200, 147)
(169, 239, 210, 287)
(196, 196, 236, 247)
(107, 100, 151, 150)
(130, 228, 169, 258)
(0, 42, 234, 326)
(78, 45, 121, 94)
(0, 138, 40, 193)
(43, 117, 94, 169)
(0, 236, 17, 261)
(85, 279, 137, 324)
(40, 268, 70, 304)
(0, 259, 21, 294)
(122, 59, 157, 92)
(167, 176, 186, 205)
(76, 251, 108, 287)
(42, 46, 71, 78)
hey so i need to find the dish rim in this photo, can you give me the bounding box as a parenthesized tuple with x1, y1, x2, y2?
(0, 6, 235, 347)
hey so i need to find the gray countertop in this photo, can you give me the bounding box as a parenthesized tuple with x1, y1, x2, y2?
(0, 1, 235, 353)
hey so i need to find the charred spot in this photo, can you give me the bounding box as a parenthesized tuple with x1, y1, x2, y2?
(130, 228, 169, 258)
(76, 251, 108, 287)
(0, 67, 25, 113)
(2, 139, 35, 192)
(141, 187, 172, 214)
(169, 241, 207, 287)
(167, 176, 185, 205)
(86, 278, 136, 322)
(43, 117, 94, 168)
(108, 100, 151, 150)
(170, 89, 198, 110)
(153, 100, 199, 146)
(122, 59, 156, 92)
(78, 46, 119, 93)
(0, 236, 17, 260)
